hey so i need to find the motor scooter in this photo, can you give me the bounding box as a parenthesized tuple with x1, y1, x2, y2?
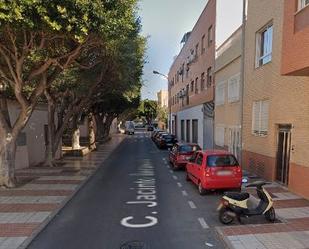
(217, 181, 276, 224)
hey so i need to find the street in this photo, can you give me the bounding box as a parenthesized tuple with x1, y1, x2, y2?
(27, 131, 225, 249)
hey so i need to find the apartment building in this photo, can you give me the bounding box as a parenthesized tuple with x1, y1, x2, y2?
(281, 0, 309, 76)
(168, 0, 216, 149)
(214, 27, 242, 159)
(242, 0, 309, 199)
(157, 90, 168, 108)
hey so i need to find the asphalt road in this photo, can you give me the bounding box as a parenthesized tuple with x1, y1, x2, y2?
(27, 131, 227, 249)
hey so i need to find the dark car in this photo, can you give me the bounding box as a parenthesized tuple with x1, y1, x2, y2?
(154, 132, 169, 144)
(169, 143, 201, 170)
(147, 125, 154, 131)
(157, 134, 177, 149)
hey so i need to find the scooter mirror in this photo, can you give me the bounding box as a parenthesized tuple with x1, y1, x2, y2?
(242, 178, 248, 183)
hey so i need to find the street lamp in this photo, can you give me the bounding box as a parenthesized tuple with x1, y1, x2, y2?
(153, 70, 172, 133)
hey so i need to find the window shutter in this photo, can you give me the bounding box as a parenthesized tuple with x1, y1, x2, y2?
(215, 82, 225, 106)
(252, 100, 269, 136)
(260, 101, 269, 136)
(215, 126, 225, 147)
(228, 74, 240, 103)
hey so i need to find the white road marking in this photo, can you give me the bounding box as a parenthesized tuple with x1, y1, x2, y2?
(182, 190, 188, 196)
(198, 217, 209, 229)
(177, 182, 182, 187)
(205, 242, 214, 247)
(188, 201, 197, 209)
(169, 170, 173, 174)
(162, 158, 166, 161)
(172, 175, 178, 180)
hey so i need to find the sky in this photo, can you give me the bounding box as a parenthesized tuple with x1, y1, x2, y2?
(138, 0, 243, 100)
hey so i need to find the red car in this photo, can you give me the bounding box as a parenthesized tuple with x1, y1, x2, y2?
(186, 150, 242, 195)
(169, 143, 201, 170)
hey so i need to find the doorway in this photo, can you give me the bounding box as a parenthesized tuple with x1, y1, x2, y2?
(276, 124, 291, 185)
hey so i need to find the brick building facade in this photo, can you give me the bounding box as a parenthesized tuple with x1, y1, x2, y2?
(242, 0, 309, 199)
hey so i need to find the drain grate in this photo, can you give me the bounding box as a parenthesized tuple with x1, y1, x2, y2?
(120, 241, 149, 249)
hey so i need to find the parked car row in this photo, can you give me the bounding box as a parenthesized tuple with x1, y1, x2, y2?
(151, 130, 177, 149)
(168, 143, 242, 195)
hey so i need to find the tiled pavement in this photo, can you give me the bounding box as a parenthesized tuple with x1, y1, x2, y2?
(0, 134, 124, 249)
(217, 183, 309, 249)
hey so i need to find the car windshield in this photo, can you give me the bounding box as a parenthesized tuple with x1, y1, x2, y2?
(163, 135, 174, 139)
(207, 155, 239, 167)
(179, 145, 200, 153)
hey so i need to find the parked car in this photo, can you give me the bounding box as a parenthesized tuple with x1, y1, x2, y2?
(154, 132, 169, 145)
(186, 150, 242, 195)
(169, 143, 201, 170)
(156, 134, 177, 149)
(152, 131, 166, 142)
(151, 130, 161, 140)
(147, 125, 154, 131)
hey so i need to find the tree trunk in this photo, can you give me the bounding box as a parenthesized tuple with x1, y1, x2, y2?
(88, 113, 96, 150)
(102, 114, 114, 140)
(0, 97, 35, 187)
(44, 92, 57, 167)
(0, 135, 16, 187)
(71, 114, 80, 150)
(94, 114, 104, 141)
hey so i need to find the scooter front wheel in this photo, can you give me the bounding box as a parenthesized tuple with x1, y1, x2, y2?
(219, 208, 235, 225)
(264, 207, 276, 222)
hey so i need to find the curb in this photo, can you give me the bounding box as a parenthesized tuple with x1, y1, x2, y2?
(215, 226, 234, 249)
(17, 136, 125, 249)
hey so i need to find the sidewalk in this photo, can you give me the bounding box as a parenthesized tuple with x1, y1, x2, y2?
(216, 179, 309, 249)
(0, 134, 124, 249)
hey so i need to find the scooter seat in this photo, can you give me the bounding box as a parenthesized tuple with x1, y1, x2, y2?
(225, 192, 250, 201)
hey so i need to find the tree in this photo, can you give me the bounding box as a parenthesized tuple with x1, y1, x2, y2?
(138, 99, 158, 124)
(43, 7, 145, 165)
(0, 0, 140, 187)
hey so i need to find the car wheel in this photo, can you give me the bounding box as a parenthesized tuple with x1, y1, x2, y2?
(198, 182, 207, 195)
(264, 207, 276, 222)
(186, 172, 190, 182)
(219, 208, 235, 225)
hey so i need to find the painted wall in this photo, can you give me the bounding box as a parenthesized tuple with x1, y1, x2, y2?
(176, 104, 204, 148)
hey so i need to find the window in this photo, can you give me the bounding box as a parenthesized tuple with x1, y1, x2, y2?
(201, 35, 205, 54)
(215, 81, 225, 106)
(196, 154, 203, 166)
(179, 144, 201, 153)
(207, 67, 212, 87)
(228, 74, 240, 103)
(195, 77, 199, 94)
(176, 70, 179, 82)
(215, 125, 225, 147)
(208, 25, 213, 47)
(256, 23, 273, 67)
(181, 120, 185, 141)
(186, 120, 191, 142)
(192, 119, 198, 143)
(186, 84, 189, 105)
(207, 155, 239, 167)
(181, 63, 184, 82)
(200, 73, 205, 91)
(191, 81, 194, 92)
(195, 43, 199, 59)
(299, 0, 309, 10)
(252, 100, 269, 136)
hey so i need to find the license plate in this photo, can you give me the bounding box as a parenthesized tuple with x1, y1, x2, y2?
(186, 157, 191, 160)
(167, 143, 173, 146)
(217, 203, 223, 211)
(217, 170, 232, 176)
